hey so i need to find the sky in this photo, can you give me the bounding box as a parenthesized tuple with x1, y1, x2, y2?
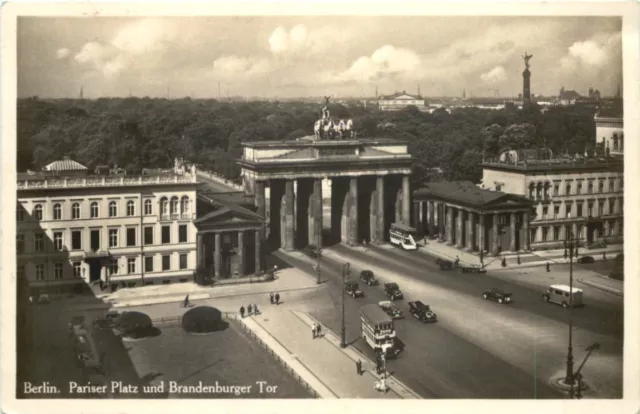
(17, 16, 622, 99)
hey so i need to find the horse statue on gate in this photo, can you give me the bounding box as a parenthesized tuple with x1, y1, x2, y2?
(314, 119, 323, 139)
(345, 119, 355, 139)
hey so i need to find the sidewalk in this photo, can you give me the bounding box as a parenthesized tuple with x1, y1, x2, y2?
(243, 308, 416, 399)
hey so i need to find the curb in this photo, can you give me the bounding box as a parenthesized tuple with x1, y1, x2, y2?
(577, 278, 623, 296)
(295, 311, 422, 399)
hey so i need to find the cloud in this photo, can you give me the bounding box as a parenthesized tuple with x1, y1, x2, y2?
(212, 55, 272, 78)
(268, 24, 352, 56)
(335, 45, 421, 83)
(74, 41, 124, 78)
(480, 66, 507, 83)
(561, 32, 620, 70)
(56, 48, 70, 59)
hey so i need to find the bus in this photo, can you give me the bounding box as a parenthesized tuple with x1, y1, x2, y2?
(389, 223, 418, 250)
(360, 304, 397, 356)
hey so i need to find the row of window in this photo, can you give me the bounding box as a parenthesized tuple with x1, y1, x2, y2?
(531, 220, 620, 243)
(528, 177, 623, 200)
(18, 196, 192, 221)
(537, 197, 623, 221)
(19, 253, 190, 281)
(16, 225, 190, 253)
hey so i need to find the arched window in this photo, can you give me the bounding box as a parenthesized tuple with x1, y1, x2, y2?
(543, 183, 550, 199)
(612, 134, 619, 151)
(126, 200, 135, 216)
(90, 202, 99, 218)
(53, 203, 62, 220)
(72, 203, 80, 219)
(528, 183, 535, 199)
(536, 183, 543, 200)
(577, 183, 583, 195)
(160, 197, 169, 215)
(181, 196, 190, 215)
(170, 196, 179, 215)
(34, 204, 43, 220)
(109, 201, 117, 217)
(144, 199, 152, 215)
(587, 182, 593, 194)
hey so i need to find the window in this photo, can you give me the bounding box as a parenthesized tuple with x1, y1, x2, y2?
(162, 255, 171, 271)
(35, 234, 44, 252)
(144, 199, 153, 215)
(145, 256, 154, 272)
(91, 202, 99, 218)
(565, 202, 572, 218)
(178, 225, 187, 243)
(598, 200, 605, 216)
(127, 258, 136, 274)
(171, 197, 179, 215)
(71, 230, 82, 250)
(54, 263, 63, 280)
(127, 200, 135, 216)
(542, 206, 548, 220)
(54, 231, 64, 251)
(529, 184, 535, 199)
(554, 184, 559, 196)
(577, 183, 582, 195)
(620, 179, 624, 191)
(587, 202, 593, 217)
(109, 229, 118, 247)
(160, 197, 169, 215)
(109, 201, 117, 217)
(181, 196, 190, 215)
(609, 178, 615, 192)
(34, 204, 43, 220)
(17, 265, 25, 280)
(598, 180, 604, 193)
(90, 229, 100, 251)
(543, 184, 550, 199)
(53, 203, 62, 220)
(609, 199, 616, 214)
(553, 205, 559, 219)
(542, 227, 548, 242)
(127, 228, 136, 247)
(577, 203, 583, 217)
(144, 227, 154, 245)
(565, 184, 571, 195)
(72, 203, 80, 219)
(17, 204, 24, 221)
(536, 185, 542, 200)
(162, 226, 171, 244)
(16, 235, 25, 253)
(108, 258, 118, 275)
(179, 253, 188, 269)
(553, 226, 560, 241)
(35, 264, 45, 280)
(620, 197, 624, 214)
(587, 182, 593, 194)
(73, 262, 82, 278)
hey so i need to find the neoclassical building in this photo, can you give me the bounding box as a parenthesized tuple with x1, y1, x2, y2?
(594, 105, 623, 158)
(413, 181, 534, 255)
(481, 149, 624, 249)
(16, 158, 199, 295)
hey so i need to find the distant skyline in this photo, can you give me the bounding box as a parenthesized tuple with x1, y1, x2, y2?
(18, 16, 622, 99)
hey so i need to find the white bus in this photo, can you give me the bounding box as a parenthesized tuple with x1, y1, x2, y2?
(360, 304, 396, 356)
(389, 223, 418, 250)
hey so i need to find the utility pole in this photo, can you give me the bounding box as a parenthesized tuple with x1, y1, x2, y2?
(340, 262, 350, 348)
(316, 230, 322, 285)
(565, 231, 577, 387)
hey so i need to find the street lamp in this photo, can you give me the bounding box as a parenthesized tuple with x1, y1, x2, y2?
(565, 231, 579, 386)
(340, 262, 350, 348)
(316, 231, 322, 285)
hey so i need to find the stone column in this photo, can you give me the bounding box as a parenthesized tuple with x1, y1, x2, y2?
(510, 212, 517, 252)
(446, 206, 454, 244)
(214, 232, 221, 278)
(428, 201, 435, 237)
(254, 229, 262, 276)
(478, 214, 486, 253)
(375, 176, 385, 243)
(492, 213, 500, 255)
(571, 223, 578, 239)
(312, 178, 323, 248)
(438, 203, 446, 240)
(255, 181, 266, 219)
(456, 208, 464, 248)
(283, 180, 295, 251)
(237, 231, 245, 276)
(402, 175, 411, 226)
(467, 212, 475, 250)
(348, 177, 359, 245)
(197, 233, 204, 268)
(522, 211, 530, 250)
(413, 202, 420, 234)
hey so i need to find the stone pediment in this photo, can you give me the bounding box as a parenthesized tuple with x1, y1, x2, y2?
(194, 205, 264, 230)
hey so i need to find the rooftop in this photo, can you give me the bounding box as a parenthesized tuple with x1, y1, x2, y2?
(44, 156, 88, 172)
(413, 181, 531, 208)
(482, 155, 623, 172)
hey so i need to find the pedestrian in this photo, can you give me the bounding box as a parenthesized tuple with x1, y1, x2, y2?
(501, 257, 507, 267)
(312, 323, 317, 339)
(184, 294, 190, 308)
(253, 304, 259, 315)
(517, 255, 521, 265)
(275, 292, 280, 305)
(247, 304, 253, 315)
(546, 262, 550, 272)
(269, 292, 274, 304)
(356, 359, 362, 376)
(603, 252, 607, 260)
(240, 305, 245, 318)
(316, 323, 322, 338)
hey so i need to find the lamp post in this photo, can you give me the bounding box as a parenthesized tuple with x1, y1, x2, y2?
(340, 262, 350, 348)
(316, 231, 322, 285)
(565, 231, 578, 386)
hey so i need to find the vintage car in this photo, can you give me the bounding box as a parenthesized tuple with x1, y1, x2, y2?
(360, 270, 379, 286)
(383, 283, 404, 300)
(577, 256, 595, 264)
(459, 264, 487, 274)
(378, 300, 404, 319)
(482, 288, 513, 304)
(436, 258, 454, 271)
(345, 282, 365, 298)
(408, 301, 437, 322)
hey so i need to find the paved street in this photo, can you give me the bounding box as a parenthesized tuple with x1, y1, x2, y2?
(312, 243, 622, 398)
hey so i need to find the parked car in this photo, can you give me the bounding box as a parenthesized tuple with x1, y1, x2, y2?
(408, 301, 437, 322)
(577, 256, 595, 264)
(360, 270, 379, 286)
(345, 282, 364, 298)
(387, 337, 406, 358)
(436, 258, 454, 271)
(543, 284, 584, 308)
(383, 282, 404, 300)
(378, 300, 404, 319)
(482, 288, 513, 304)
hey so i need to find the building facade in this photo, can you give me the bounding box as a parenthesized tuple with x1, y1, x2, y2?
(16, 158, 199, 295)
(595, 110, 623, 158)
(481, 150, 624, 250)
(377, 92, 426, 111)
(413, 181, 534, 255)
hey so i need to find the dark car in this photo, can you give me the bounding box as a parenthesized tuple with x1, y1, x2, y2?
(387, 337, 406, 358)
(383, 282, 404, 300)
(577, 256, 595, 264)
(482, 288, 513, 304)
(408, 300, 437, 322)
(378, 301, 404, 319)
(345, 282, 364, 298)
(436, 258, 454, 271)
(302, 244, 321, 259)
(360, 270, 379, 286)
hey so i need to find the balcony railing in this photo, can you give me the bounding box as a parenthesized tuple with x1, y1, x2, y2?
(17, 174, 197, 190)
